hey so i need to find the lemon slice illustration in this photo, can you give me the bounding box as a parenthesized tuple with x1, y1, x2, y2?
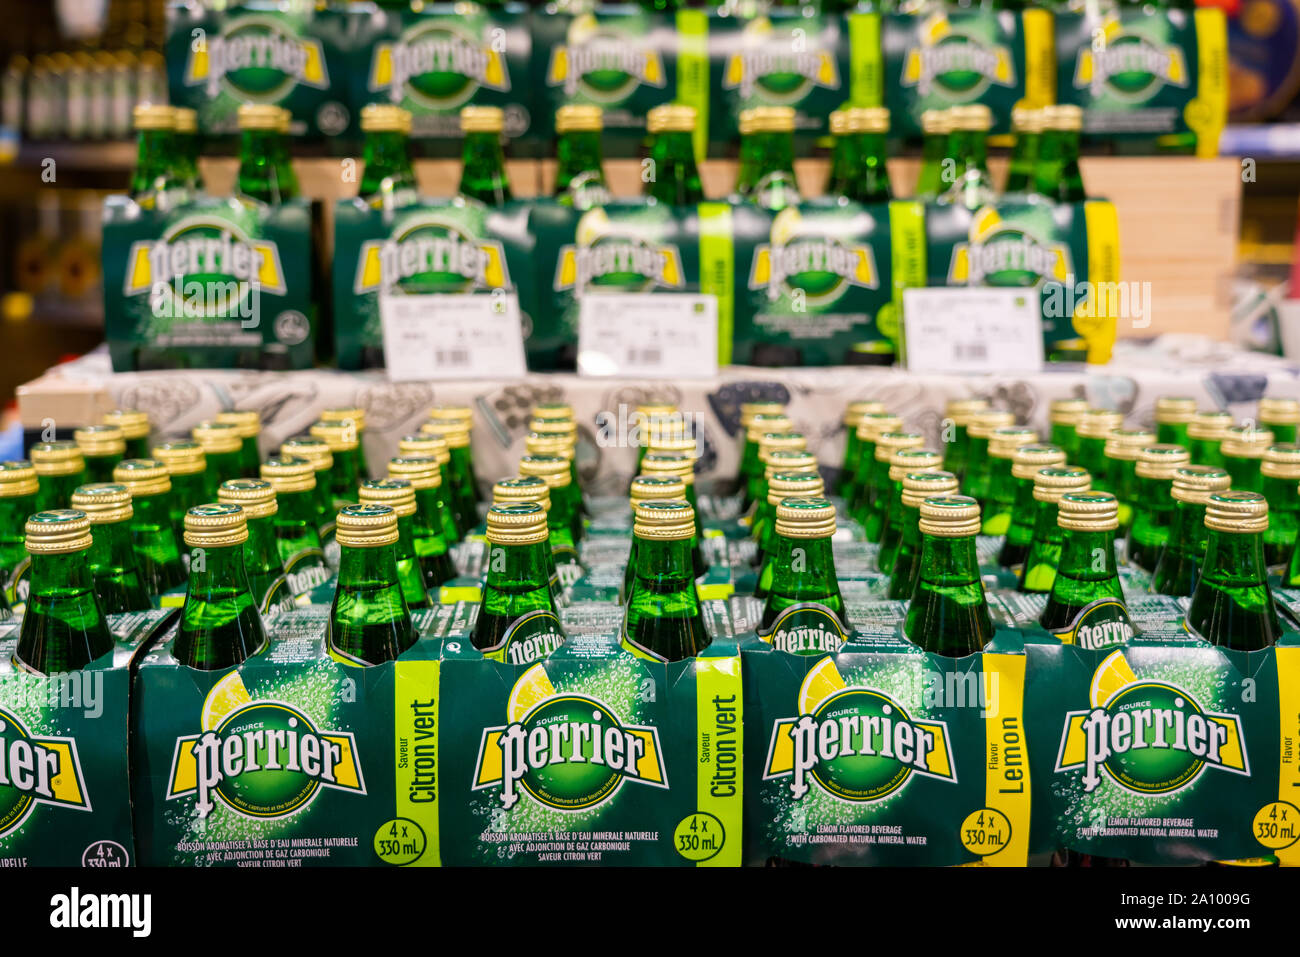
(798, 656, 846, 715)
(507, 663, 557, 724)
(201, 669, 253, 732)
(1089, 649, 1136, 709)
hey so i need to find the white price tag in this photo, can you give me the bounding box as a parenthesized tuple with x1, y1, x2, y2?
(380, 293, 528, 382)
(902, 287, 1044, 373)
(577, 293, 719, 379)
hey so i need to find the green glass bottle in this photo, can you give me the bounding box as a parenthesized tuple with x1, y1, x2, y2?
(877, 448, 944, 573)
(526, 425, 586, 522)
(103, 408, 152, 461)
(1004, 106, 1044, 195)
(281, 435, 337, 536)
(114, 459, 186, 599)
(459, 105, 513, 205)
(981, 427, 1040, 535)
(960, 410, 1015, 508)
(754, 471, 826, 599)
(1221, 425, 1273, 493)
(997, 444, 1067, 568)
(358, 480, 429, 609)
(30, 442, 87, 512)
(235, 103, 295, 204)
(621, 475, 690, 604)
(1126, 444, 1191, 571)
(887, 471, 960, 599)
(129, 103, 179, 201)
(389, 457, 456, 589)
(622, 500, 711, 662)
(1033, 105, 1086, 203)
(739, 410, 792, 508)
(838, 399, 886, 498)
(1151, 465, 1231, 596)
(494, 476, 566, 604)
(0, 461, 38, 592)
(939, 104, 995, 209)
(1104, 428, 1156, 533)
(1187, 410, 1233, 467)
(755, 447, 817, 548)
(1021, 467, 1093, 594)
(419, 417, 478, 533)
(1259, 397, 1300, 445)
(862, 431, 924, 539)
(1262, 445, 1300, 566)
(904, 495, 992, 656)
(645, 103, 704, 206)
(757, 498, 849, 654)
(1154, 396, 1197, 447)
(826, 106, 891, 203)
(943, 398, 989, 488)
(152, 441, 213, 543)
(214, 410, 262, 479)
(74, 425, 126, 485)
(1040, 492, 1134, 649)
(1048, 398, 1088, 463)
(273, 107, 301, 200)
(172, 107, 203, 192)
(1187, 492, 1280, 650)
(914, 108, 952, 201)
(329, 505, 416, 666)
(192, 421, 245, 490)
(750, 430, 806, 515)
(216, 479, 288, 612)
(1074, 408, 1124, 496)
(633, 401, 682, 478)
(173, 505, 267, 671)
(554, 104, 612, 209)
(519, 454, 583, 569)
(638, 453, 709, 579)
(14, 511, 114, 674)
(737, 106, 800, 211)
(259, 457, 331, 596)
(474, 503, 566, 665)
(359, 103, 418, 207)
(397, 434, 461, 544)
(310, 420, 364, 512)
(321, 406, 372, 481)
(71, 484, 150, 615)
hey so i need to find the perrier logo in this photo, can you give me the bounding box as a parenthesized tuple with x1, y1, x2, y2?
(749, 207, 877, 307)
(948, 207, 1072, 287)
(546, 13, 666, 101)
(1074, 18, 1188, 102)
(473, 663, 667, 811)
(901, 13, 1015, 100)
(184, 14, 330, 102)
(354, 214, 510, 295)
(554, 208, 685, 296)
(765, 658, 956, 801)
(368, 19, 510, 110)
(722, 17, 839, 103)
(167, 672, 365, 819)
(1055, 650, 1248, 795)
(0, 705, 92, 836)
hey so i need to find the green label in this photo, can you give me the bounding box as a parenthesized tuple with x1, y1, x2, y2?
(1050, 597, 1134, 650)
(756, 602, 849, 656)
(0, 704, 93, 834)
(484, 610, 566, 666)
(184, 12, 330, 104)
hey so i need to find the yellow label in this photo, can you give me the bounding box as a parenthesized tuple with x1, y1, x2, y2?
(980, 654, 1030, 865)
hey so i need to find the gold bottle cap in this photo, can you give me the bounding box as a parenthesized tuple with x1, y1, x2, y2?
(358, 479, 417, 519)
(988, 427, 1040, 459)
(113, 458, 172, 497)
(173, 107, 198, 134)
(635, 401, 680, 419)
(837, 106, 889, 134)
(1205, 490, 1268, 534)
(360, 103, 412, 134)
(828, 109, 847, 136)
(645, 433, 699, 458)
(1011, 106, 1046, 133)
(1032, 466, 1092, 503)
(757, 431, 806, 458)
(494, 475, 552, 510)
(183, 503, 249, 548)
(460, 105, 504, 134)
(767, 471, 825, 507)
(629, 474, 686, 505)
(1010, 445, 1066, 480)
(888, 448, 943, 482)
(321, 406, 367, 430)
(518, 454, 572, 488)
(873, 431, 925, 462)
(397, 433, 449, 464)
(639, 452, 695, 484)
(102, 408, 150, 440)
(844, 400, 887, 427)
(335, 503, 399, 548)
(420, 417, 470, 448)
(556, 104, 603, 133)
(74, 424, 126, 457)
(133, 103, 176, 130)
(1262, 444, 1300, 479)
(1259, 397, 1300, 426)
(946, 398, 990, 425)
(856, 412, 903, 443)
(918, 494, 981, 537)
(525, 432, 575, 460)
(193, 421, 243, 454)
(1042, 104, 1083, 132)
(1186, 410, 1233, 441)
(1048, 398, 1089, 425)
(949, 104, 993, 132)
(70, 484, 133, 524)
(647, 103, 697, 134)
(427, 404, 472, 427)
(764, 449, 818, 479)
(920, 108, 953, 135)
(1134, 444, 1192, 480)
(740, 105, 796, 134)
(633, 499, 697, 541)
(1104, 428, 1157, 461)
(1171, 465, 1231, 504)
(310, 420, 360, 452)
(1057, 490, 1119, 531)
(1155, 396, 1198, 424)
(260, 456, 316, 494)
(152, 441, 207, 476)
(739, 402, 786, 426)
(25, 509, 93, 554)
(900, 470, 959, 509)
(773, 496, 836, 540)
(0, 461, 39, 497)
(1221, 426, 1274, 459)
(389, 456, 442, 490)
(967, 411, 1017, 440)
(1076, 409, 1124, 440)
(281, 436, 334, 472)
(747, 415, 794, 442)
(532, 401, 574, 420)
(529, 417, 577, 438)
(215, 410, 261, 438)
(29, 441, 85, 476)
(236, 103, 284, 131)
(486, 502, 549, 546)
(217, 479, 278, 520)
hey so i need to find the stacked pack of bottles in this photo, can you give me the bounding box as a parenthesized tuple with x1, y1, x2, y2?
(2, 392, 1299, 866)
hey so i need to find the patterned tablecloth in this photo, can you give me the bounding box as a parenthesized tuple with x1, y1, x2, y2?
(25, 335, 1300, 497)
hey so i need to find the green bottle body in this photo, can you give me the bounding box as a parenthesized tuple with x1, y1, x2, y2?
(758, 535, 848, 655)
(1126, 474, 1177, 572)
(1151, 499, 1211, 596)
(174, 544, 267, 670)
(1040, 528, 1134, 649)
(1187, 529, 1280, 651)
(1020, 498, 1066, 594)
(473, 540, 565, 664)
(16, 552, 114, 674)
(272, 490, 331, 594)
(129, 492, 187, 597)
(460, 130, 513, 206)
(411, 486, 456, 588)
(646, 129, 703, 205)
(330, 543, 415, 666)
(622, 536, 710, 662)
(904, 534, 991, 657)
(86, 518, 151, 614)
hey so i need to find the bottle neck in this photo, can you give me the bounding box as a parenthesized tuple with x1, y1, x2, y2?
(0, 495, 35, 546)
(361, 130, 415, 197)
(646, 129, 703, 205)
(132, 128, 174, 196)
(555, 131, 608, 204)
(1031, 498, 1066, 543)
(1191, 528, 1279, 650)
(131, 491, 172, 527)
(30, 550, 95, 596)
(918, 533, 981, 585)
(485, 540, 553, 592)
(87, 520, 137, 573)
(769, 533, 841, 604)
(243, 515, 284, 574)
(337, 542, 403, 590)
(460, 130, 512, 205)
(238, 130, 290, 204)
(835, 131, 890, 203)
(635, 534, 696, 585)
(277, 488, 319, 525)
(1059, 527, 1118, 579)
(187, 542, 249, 590)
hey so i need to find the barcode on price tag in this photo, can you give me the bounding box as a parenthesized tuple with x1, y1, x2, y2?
(380, 292, 528, 381)
(901, 287, 1044, 373)
(577, 293, 718, 378)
